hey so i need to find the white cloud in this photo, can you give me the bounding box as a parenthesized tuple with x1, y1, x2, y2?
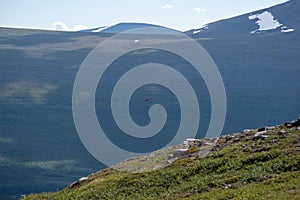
(52, 21, 70, 31)
(52, 21, 88, 32)
(162, 4, 173, 9)
(194, 8, 206, 13)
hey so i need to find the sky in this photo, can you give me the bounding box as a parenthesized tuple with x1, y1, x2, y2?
(0, 0, 289, 31)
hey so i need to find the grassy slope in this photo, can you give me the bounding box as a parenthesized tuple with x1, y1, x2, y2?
(25, 123, 300, 200)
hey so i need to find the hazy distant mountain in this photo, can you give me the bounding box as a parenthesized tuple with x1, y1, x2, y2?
(79, 26, 109, 33)
(186, 0, 299, 37)
(81, 23, 166, 34)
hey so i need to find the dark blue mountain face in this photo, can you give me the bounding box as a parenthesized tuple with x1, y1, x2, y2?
(186, 0, 299, 37)
(82, 23, 166, 34)
(0, 2, 299, 200)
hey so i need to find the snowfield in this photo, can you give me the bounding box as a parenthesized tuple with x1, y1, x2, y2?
(249, 11, 294, 34)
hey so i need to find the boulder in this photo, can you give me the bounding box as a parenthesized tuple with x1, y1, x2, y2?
(254, 131, 268, 140)
(168, 148, 188, 162)
(257, 127, 266, 132)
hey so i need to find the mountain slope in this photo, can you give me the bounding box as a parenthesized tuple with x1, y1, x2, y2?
(81, 23, 166, 34)
(25, 118, 300, 199)
(186, 0, 299, 37)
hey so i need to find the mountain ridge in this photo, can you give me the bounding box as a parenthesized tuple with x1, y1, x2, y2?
(186, 0, 299, 37)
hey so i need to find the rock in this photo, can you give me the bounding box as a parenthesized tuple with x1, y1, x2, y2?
(183, 141, 189, 146)
(284, 118, 300, 128)
(224, 184, 232, 189)
(278, 130, 286, 135)
(152, 165, 162, 170)
(185, 138, 200, 142)
(243, 129, 252, 133)
(254, 135, 268, 140)
(266, 126, 275, 130)
(210, 137, 219, 143)
(183, 138, 200, 147)
(174, 149, 189, 156)
(69, 176, 89, 189)
(258, 127, 266, 132)
(79, 177, 88, 181)
(254, 131, 268, 140)
(202, 142, 214, 146)
(226, 135, 235, 141)
(254, 130, 267, 137)
(198, 149, 211, 158)
(168, 148, 188, 161)
(297, 127, 300, 131)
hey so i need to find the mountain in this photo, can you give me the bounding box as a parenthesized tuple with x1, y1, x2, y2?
(81, 23, 167, 33)
(186, 0, 299, 37)
(79, 26, 109, 33)
(0, 1, 299, 199)
(24, 118, 300, 199)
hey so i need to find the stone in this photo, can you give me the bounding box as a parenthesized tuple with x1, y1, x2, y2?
(284, 118, 300, 128)
(224, 184, 232, 189)
(210, 137, 219, 143)
(202, 142, 214, 146)
(258, 127, 266, 132)
(183, 138, 201, 147)
(185, 138, 200, 142)
(266, 126, 275, 130)
(69, 176, 89, 188)
(226, 135, 235, 141)
(168, 149, 188, 160)
(254, 130, 267, 137)
(254, 131, 268, 140)
(198, 149, 211, 158)
(79, 177, 88, 181)
(278, 130, 287, 135)
(243, 129, 252, 133)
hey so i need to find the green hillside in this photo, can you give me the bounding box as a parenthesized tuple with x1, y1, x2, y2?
(25, 119, 300, 200)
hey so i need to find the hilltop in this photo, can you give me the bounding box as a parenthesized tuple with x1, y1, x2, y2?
(186, 0, 299, 37)
(25, 118, 300, 199)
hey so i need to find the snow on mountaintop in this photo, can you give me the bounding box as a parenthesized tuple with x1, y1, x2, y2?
(192, 25, 208, 34)
(249, 11, 282, 33)
(91, 26, 109, 33)
(249, 11, 294, 34)
(281, 28, 294, 33)
(187, 0, 297, 37)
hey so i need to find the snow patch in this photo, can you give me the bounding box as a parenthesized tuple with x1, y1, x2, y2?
(92, 26, 109, 33)
(281, 28, 294, 33)
(249, 11, 282, 33)
(192, 24, 208, 34)
(193, 30, 202, 34)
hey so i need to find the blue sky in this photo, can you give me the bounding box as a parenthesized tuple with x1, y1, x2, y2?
(0, 0, 288, 31)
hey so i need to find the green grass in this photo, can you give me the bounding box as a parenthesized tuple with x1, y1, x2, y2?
(25, 127, 300, 200)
